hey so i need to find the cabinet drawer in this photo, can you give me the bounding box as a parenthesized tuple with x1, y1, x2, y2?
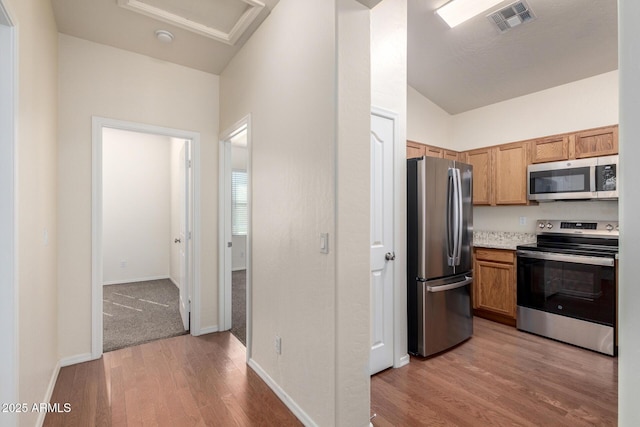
(475, 248, 514, 264)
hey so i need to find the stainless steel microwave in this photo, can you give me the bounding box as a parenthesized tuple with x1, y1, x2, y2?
(527, 155, 618, 201)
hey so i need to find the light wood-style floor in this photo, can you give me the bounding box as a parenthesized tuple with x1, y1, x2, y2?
(45, 318, 617, 426)
(371, 317, 618, 426)
(44, 332, 301, 426)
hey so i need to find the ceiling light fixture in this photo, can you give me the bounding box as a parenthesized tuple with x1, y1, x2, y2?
(436, 0, 505, 28)
(155, 29, 174, 44)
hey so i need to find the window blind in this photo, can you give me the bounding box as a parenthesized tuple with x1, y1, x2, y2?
(232, 170, 247, 235)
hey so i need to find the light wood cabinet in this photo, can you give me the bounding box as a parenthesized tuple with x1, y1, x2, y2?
(463, 142, 529, 206)
(407, 141, 425, 159)
(464, 147, 492, 205)
(573, 125, 618, 159)
(493, 142, 529, 205)
(406, 140, 461, 161)
(530, 125, 618, 163)
(473, 248, 516, 326)
(531, 135, 569, 163)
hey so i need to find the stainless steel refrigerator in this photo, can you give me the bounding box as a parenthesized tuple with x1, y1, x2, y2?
(407, 156, 474, 357)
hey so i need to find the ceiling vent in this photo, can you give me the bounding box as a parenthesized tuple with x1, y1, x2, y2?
(488, 0, 536, 33)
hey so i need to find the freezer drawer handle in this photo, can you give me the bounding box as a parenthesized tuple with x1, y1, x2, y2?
(385, 252, 396, 261)
(426, 276, 473, 293)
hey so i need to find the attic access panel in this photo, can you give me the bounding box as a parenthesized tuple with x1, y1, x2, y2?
(117, 0, 265, 45)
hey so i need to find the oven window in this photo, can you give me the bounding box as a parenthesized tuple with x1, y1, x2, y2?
(529, 167, 590, 194)
(517, 256, 615, 326)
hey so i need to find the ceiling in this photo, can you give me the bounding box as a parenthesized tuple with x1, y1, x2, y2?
(50, 0, 618, 115)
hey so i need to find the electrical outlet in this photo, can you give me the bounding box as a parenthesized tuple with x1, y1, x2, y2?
(275, 336, 282, 355)
(519, 216, 527, 226)
(120, 260, 127, 268)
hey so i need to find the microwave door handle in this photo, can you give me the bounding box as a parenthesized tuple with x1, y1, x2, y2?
(590, 165, 596, 192)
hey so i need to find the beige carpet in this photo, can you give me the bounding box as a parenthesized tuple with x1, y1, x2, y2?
(231, 270, 246, 346)
(103, 279, 187, 352)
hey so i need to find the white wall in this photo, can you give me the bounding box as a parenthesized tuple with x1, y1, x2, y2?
(102, 128, 171, 284)
(451, 70, 619, 151)
(407, 85, 452, 146)
(335, 0, 371, 425)
(58, 34, 219, 359)
(4, 0, 59, 425)
(618, 1, 640, 424)
(220, 1, 338, 424)
(407, 71, 620, 232)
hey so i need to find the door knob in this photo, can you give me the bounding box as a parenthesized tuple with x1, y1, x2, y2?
(385, 252, 396, 261)
(174, 238, 181, 243)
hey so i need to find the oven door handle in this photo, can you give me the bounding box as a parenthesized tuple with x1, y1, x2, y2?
(516, 250, 615, 267)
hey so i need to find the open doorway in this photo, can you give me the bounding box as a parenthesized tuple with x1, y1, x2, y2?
(100, 128, 189, 351)
(219, 116, 251, 353)
(92, 117, 202, 358)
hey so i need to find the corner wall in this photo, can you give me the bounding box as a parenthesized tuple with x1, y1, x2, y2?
(57, 35, 220, 359)
(220, 1, 338, 424)
(4, 0, 59, 425)
(618, 1, 640, 424)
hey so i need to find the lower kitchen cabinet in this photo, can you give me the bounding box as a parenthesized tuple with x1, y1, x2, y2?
(473, 248, 516, 326)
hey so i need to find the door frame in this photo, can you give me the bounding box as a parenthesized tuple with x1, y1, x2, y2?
(218, 114, 252, 359)
(0, 0, 17, 418)
(371, 106, 410, 370)
(91, 117, 202, 359)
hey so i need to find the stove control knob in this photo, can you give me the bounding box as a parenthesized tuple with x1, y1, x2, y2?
(606, 224, 614, 232)
(546, 223, 553, 229)
(538, 222, 545, 229)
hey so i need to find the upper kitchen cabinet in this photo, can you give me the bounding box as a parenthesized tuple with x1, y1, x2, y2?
(493, 141, 529, 205)
(463, 141, 529, 206)
(407, 141, 425, 159)
(406, 140, 461, 161)
(573, 125, 618, 159)
(530, 134, 569, 163)
(530, 125, 618, 163)
(464, 147, 492, 205)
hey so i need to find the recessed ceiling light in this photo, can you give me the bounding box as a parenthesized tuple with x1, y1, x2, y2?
(436, 0, 505, 28)
(155, 29, 174, 44)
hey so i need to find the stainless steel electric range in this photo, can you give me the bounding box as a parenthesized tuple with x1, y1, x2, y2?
(516, 220, 618, 356)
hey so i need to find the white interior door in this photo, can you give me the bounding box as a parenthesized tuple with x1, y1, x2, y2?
(179, 142, 190, 330)
(370, 111, 395, 375)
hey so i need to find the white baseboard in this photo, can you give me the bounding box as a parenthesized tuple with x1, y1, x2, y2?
(231, 267, 246, 272)
(60, 352, 95, 368)
(195, 325, 219, 336)
(247, 358, 316, 427)
(36, 360, 61, 427)
(102, 275, 170, 286)
(395, 353, 410, 368)
(169, 276, 179, 288)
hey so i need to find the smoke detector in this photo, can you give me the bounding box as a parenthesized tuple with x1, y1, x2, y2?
(488, 0, 536, 33)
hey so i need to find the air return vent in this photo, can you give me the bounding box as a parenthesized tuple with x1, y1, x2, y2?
(488, 0, 536, 33)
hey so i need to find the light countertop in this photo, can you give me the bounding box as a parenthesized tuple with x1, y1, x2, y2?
(472, 231, 536, 251)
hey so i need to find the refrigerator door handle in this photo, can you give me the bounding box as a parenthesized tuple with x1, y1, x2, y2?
(426, 276, 473, 293)
(454, 168, 463, 265)
(447, 168, 455, 266)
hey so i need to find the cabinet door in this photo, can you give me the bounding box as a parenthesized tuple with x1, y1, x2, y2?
(494, 142, 529, 205)
(443, 150, 459, 161)
(407, 141, 425, 159)
(474, 259, 516, 318)
(573, 125, 618, 159)
(531, 135, 569, 163)
(464, 148, 492, 205)
(424, 145, 444, 158)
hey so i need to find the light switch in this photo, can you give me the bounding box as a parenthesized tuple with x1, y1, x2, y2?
(320, 233, 329, 254)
